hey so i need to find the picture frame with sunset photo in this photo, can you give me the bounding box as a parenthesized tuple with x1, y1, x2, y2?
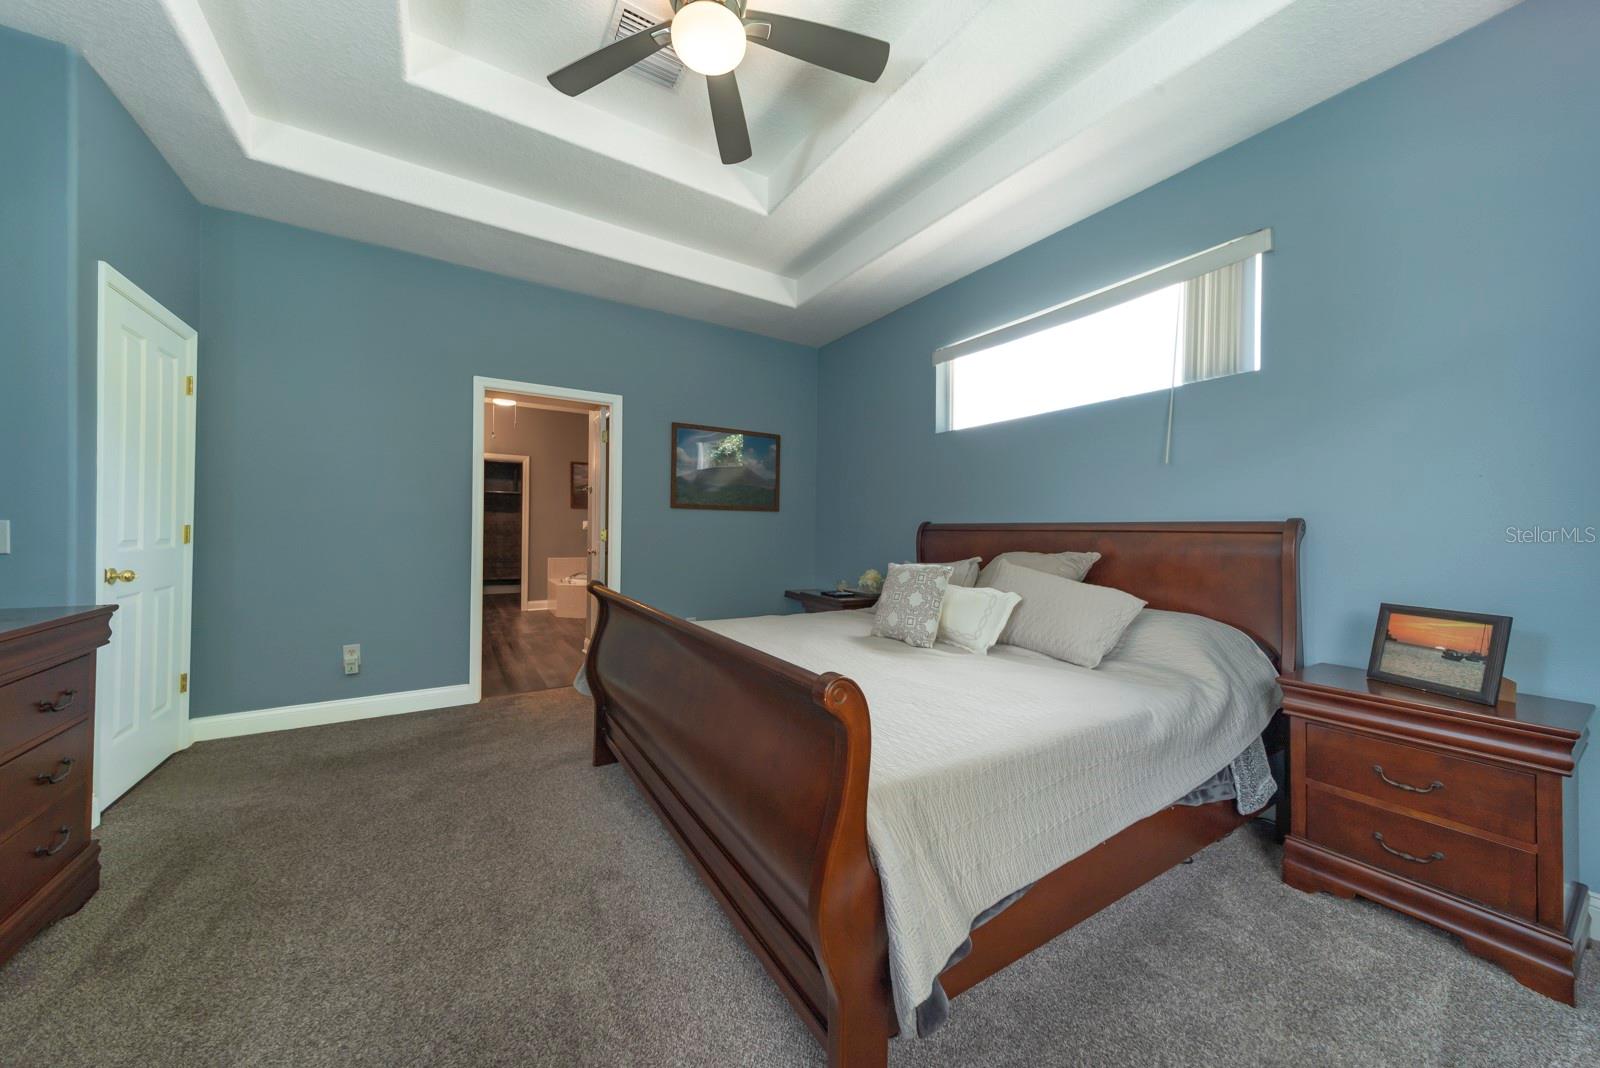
(1366, 603, 1512, 705)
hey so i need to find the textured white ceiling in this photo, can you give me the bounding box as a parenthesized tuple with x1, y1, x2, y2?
(0, 0, 1519, 344)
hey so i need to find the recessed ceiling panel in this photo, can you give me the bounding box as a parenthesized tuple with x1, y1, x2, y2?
(0, 0, 1522, 344)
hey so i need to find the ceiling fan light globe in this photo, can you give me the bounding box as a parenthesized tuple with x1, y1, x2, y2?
(671, 1, 747, 77)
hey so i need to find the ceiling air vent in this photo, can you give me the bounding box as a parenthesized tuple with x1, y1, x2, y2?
(610, 3, 683, 89)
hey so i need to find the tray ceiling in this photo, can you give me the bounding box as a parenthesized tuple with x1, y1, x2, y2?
(0, 0, 1518, 344)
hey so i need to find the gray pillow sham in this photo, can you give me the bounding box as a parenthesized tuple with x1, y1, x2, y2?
(985, 557, 1144, 668)
(976, 549, 1101, 587)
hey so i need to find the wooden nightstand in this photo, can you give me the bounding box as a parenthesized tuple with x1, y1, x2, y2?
(1280, 663, 1592, 1003)
(783, 589, 878, 613)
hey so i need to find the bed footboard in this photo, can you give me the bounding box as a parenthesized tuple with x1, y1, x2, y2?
(585, 584, 894, 1068)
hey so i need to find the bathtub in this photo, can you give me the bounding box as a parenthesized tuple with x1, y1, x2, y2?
(548, 557, 588, 619)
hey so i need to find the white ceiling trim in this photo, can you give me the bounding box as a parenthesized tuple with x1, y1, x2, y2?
(0, 0, 1521, 345)
(252, 117, 800, 305)
(402, 30, 773, 215)
(167, 0, 799, 307)
(793, 0, 1302, 301)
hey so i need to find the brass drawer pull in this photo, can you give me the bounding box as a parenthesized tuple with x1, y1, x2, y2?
(36, 689, 77, 713)
(1372, 764, 1443, 794)
(34, 826, 72, 858)
(36, 758, 74, 786)
(1373, 831, 1444, 865)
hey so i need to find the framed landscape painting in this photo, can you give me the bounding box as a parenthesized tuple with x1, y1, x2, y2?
(1366, 603, 1511, 706)
(671, 422, 780, 512)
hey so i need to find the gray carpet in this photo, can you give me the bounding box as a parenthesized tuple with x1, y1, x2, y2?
(1, 689, 1594, 1067)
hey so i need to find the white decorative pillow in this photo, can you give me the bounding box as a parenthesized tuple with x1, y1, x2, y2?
(943, 557, 983, 588)
(937, 585, 1022, 655)
(977, 549, 1101, 587)
(871, 563, 952, 649)
(985, 558, 1145, 668)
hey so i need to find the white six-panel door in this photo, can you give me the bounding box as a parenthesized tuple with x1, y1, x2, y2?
(95, 263, 196, 813)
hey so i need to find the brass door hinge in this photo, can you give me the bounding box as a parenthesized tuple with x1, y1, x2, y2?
(599, 529, 608, 542)
(179, 672, 189, 694)
(185, 375, 195, 396)
(183, 524, 192, 544)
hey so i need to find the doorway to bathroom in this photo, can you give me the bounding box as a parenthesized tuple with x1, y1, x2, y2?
(470, 377, 621, 700)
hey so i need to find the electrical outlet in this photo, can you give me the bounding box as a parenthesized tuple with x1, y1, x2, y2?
(342, 643, 361, 676)
(0, 520, 10, 554)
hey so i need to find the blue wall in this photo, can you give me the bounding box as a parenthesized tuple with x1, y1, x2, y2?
(0, 25, 817, 717)
(0, 30, 203, 609)
(0, 28, 73, 606)
(191, 212, 817, 716)
(816, 0, 1600, 884)
(70, 61, 206, 604)
(5, 2, 1595, 879)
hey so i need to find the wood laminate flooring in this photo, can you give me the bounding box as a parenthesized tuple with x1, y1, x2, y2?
(481, 593, 586, 697)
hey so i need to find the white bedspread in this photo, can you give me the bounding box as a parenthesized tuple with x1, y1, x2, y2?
(697, 607, 1280, 1033)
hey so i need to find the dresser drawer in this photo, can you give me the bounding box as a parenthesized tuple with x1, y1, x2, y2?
(1305, 783, 1537, 920)
(0, 718, 92, 844)
(0, 656, 93, 762)
(1304, 723, 1536, 842)
(0, 786, 90, 919)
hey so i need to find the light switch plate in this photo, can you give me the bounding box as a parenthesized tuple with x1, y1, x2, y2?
(0, 520, 9, 554)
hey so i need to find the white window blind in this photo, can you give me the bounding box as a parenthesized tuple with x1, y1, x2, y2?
(934, 230, 1269, 434)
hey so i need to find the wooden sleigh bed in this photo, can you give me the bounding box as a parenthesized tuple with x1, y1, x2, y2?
(584, 520, 1305, 1068)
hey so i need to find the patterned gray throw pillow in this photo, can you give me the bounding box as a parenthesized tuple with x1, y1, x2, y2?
(871, 563, 953, 649)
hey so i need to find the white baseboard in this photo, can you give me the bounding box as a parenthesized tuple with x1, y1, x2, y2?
(188, 683, 478, 743)
(524, 599, 553, 612)
(1590, 897, 1599, 948)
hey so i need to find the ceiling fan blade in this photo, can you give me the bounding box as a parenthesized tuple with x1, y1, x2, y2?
(745, 11, 890, 83)
(706, 73, 752, 165)
(548, 21, 671, 96)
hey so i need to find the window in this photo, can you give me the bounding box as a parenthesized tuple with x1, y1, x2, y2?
(935, 231, 1269, 432)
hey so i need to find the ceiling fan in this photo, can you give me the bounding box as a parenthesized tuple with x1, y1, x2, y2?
(548, 1, 891, 166)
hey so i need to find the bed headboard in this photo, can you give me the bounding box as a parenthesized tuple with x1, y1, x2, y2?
(918, 520, 1306, 671)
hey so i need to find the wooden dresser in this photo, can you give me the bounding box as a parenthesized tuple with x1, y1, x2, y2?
(0, 606, 115, 967)
(1281, 663, 1592, 1003)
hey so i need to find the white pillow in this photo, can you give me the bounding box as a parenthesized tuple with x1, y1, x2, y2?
(937, 585, 1022, 655)
(977, 549, 1100, 587)
(871, 563, 953, 649)
(985, 558, 1145, 668)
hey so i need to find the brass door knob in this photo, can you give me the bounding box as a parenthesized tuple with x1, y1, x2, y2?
(103, 567, 137, 585)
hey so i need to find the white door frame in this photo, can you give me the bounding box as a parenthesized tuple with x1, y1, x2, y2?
(482, 451, 532, 607)
(94, 262, 198, 822)
(470, 376, 621, 701)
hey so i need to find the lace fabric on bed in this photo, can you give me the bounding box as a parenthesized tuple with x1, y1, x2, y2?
(1175, 735, 1275, 813)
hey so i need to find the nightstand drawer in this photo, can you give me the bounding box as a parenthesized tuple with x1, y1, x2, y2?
(1304, 723, 1535, 842)
(1304, 783, 1537, 920)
